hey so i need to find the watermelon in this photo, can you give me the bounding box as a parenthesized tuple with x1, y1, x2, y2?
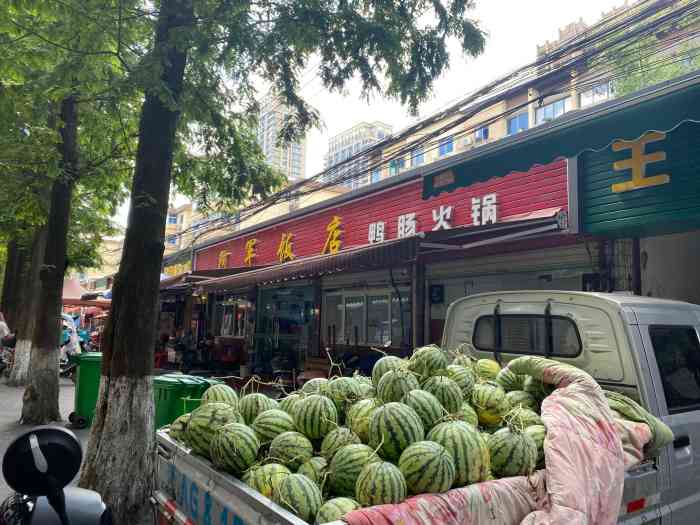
(252, 409, 296, 443)
(371, 355, 405, 387)
(169, 413, 191, 444)
(377, 369, 421, 403)
(273, 473, 323, 522)
(422, 376, 464, 414)
(524, 424, 546, 466)
(293, 394, 338, 440)
(455, 402, 479, 427)
(487, 427, 537, 478)
(321, 426, 361, 461)
(326, 377, 363, 417)
(186, 402, 243, 458)
(475, 358, 501, 380)
(451, 353, 474, 370)
(210, 422, 260, 475)
(471, 381, 509, 426)
(355, 461, 407, 506)
(316, 497, 361, 524)
(495, 368, 526, 392)
(505, 390, 539, 412)
(523, 376, 555, 400)
(446, 364, 476, 396)
(269, 431, 314, 470)
(506, 406, 542, 430)
(297, 456, 328, 485)
(201, 384, 239, 409)
(408, 345, 448, 379)
(279, 393, 303, 416)
(401, 389, 444, 430)
(301, 377, 329, 395)
(368, 402, 425, 461)
(346, 398, 380, 443)
(357, 382, 375, 399)
(427, 420, 491, 486)
(243, 463, 291, 499)
(239, 393, 278, 425)
(398, 441, 456, 494)
(328, 444, 381, 497)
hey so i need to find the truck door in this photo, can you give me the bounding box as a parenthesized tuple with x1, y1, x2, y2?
(640, 319, 700, 524)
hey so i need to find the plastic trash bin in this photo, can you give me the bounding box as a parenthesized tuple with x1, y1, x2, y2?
(154, 374, 220, 428)
(68, 352, 103, 429)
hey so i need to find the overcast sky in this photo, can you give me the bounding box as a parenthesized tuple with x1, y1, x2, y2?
(116, 0, 625, 227)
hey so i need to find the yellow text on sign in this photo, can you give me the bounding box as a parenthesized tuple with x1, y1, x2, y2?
(244, 239, 257, 266)
(217, 250, 231, 269)
(322, 216, 343, 255)
(277, 233, 294, 263)
(611, 131, 670, 193)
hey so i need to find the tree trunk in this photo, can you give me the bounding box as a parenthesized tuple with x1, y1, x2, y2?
(21, 96, 78, 424)
(1, 238, 25, 329)
(8, 226, 48, 386)
(79, 1, 193, 522)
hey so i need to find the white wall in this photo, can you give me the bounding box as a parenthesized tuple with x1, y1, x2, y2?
(641, 230, 700, 305)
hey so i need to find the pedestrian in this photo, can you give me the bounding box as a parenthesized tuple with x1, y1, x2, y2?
(0, 312, 10, 340)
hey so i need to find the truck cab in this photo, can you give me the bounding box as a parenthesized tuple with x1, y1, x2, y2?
(442, 291, 700, 524)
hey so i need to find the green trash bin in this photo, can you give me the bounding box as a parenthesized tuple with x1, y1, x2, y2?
(154, 374, 217, 429)
(69, 352, 102, 429)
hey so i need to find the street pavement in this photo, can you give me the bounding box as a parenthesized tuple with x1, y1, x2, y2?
(0, 378, 89, 499)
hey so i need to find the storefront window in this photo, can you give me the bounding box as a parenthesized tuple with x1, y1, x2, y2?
(344, 296, 366, 344)
(392, 294, 411, 346)
(324, 295, 344, 344)
(367, 295, 391, 345)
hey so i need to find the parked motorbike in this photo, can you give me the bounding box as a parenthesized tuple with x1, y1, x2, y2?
(0, 334, 15, 377)
(0, 426, 112, 524)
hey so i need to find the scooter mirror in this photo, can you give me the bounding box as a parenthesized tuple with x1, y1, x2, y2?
(2, 426, 82, 497)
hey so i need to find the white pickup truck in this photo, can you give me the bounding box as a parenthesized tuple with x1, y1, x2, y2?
(154, 291, 700, 525)
(442, 291, 700, 525)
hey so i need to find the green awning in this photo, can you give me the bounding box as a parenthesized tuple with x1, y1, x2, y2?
(422, 74, 700, 199)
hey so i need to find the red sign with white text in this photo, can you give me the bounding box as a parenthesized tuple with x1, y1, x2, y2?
(194, 160, 567, 270)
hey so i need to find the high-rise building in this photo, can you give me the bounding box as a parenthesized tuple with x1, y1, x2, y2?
(257, 92, 307, 182)
(323, 121, 392, 190)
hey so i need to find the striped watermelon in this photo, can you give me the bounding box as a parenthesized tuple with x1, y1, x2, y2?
(422, 376, 464, 414)
(252, 409, 296, 443)
(506, 406, 542, 430)
(523, 376, 555, 401)
(487, 427, 537, 478)
(201, 384, 239, 409)
(446, 364, 476, 396)
(371, 355, 405, 387)
(328, 444, 381, 497)
(401, 389, 444, 430)
(455, 402, 479, 427)
(296, 456, 328, 485)
(316, 497, 361, 524)
(355, 461, 407, 506)
(475, 358, 501, 380)
(169, 413, 191, 444)
(451, 353, 475, 370)
(524, 424, 546, 466)
(210, 422, 260, 475)
(326, 377, 362, 417)
(301, 377, 329, 395)
(346, 398, 380, 443)
(239, 393, 278, 425)
(356, 380, 375, 399)
(273, 473, 323, 522)
(495, 368, 526, 392)
(269, 431, 314, 470)
(408, 345, 448, 379)
(427, 420, 491, 486)
(505, 390, 539, 412)
(377, 368, 420, 403)
(398, 441, 455, 495)
(186, 402, 243, 458)
(243, 463, 291, 499)
(320, 426, 361, 461)
(279, 393, 303, 416)
(471, 381, 509, 426)
(293, 394, 338, 439)
(368, 402, 425, 461)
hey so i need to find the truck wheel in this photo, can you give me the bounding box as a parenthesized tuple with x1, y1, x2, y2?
(68, 412, 76, 424)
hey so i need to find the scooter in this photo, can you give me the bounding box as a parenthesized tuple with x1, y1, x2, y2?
(0, 426, 112, 524)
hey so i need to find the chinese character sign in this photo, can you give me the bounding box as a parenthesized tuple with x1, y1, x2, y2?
(611, 131, 670, 193)
(397, 213, 417, 238)
(471, 193, 498, 226)
(368, 222, 385, 244)
(277, 233, 295, 263)
(432, 205, 453, 230)
(322, 216, 343, 254)
(243, 239, 257, 266)
(217, 250, 231, 269)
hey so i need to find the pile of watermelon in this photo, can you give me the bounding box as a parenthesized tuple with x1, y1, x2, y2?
(167, 346, 556, 524)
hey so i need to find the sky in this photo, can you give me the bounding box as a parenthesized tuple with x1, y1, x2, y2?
(115, 0, 626, 227)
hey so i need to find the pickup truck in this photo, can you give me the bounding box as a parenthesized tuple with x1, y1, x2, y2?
(153, 291, 700, 525)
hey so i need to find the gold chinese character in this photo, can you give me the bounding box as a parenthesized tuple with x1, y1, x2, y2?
(611, 131, 670, 193)
(217, 250, 231, 269)
(244, 239, 257, 266)
(322, 216, 343, 255)
(277, 233, 294, 263)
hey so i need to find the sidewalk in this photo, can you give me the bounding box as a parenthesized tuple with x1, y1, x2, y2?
(0, 378, 89, 498)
